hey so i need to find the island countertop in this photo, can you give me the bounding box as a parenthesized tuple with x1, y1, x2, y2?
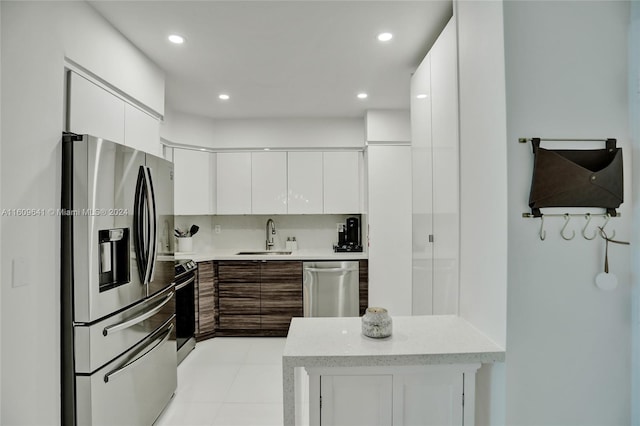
(282, 315, 505, 425)
(283, 315, 505, 364)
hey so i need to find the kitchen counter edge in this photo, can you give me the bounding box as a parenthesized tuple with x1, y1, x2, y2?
(174, 250, 368, 262)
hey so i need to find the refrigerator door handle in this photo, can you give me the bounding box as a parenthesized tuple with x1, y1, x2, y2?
(133, 166, 148, 283)
(144, 166, 158, 284)
(103, 321, 174, 384)
(102, 291, 174, 336)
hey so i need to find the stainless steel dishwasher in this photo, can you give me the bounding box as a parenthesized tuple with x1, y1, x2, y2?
(303, 261, 360, 317)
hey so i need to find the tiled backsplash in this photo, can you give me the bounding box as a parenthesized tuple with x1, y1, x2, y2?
(175, 214, 364, 253)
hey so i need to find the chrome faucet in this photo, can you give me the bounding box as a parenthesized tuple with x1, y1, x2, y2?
(266, 218, 276, 251)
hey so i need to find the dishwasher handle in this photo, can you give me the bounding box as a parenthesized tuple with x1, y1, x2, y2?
(303, 267, 358, 273)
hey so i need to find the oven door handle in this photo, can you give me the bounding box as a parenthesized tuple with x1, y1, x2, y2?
(104, 321, 174, 383)
(102, 292, 174, 336)
(175, 275, 195, 291)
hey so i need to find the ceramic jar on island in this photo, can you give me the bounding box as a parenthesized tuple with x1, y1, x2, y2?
(361, 307, 392, 338)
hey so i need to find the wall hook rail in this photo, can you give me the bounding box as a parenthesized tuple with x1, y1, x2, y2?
(581, 213, 597, 240)
(522, 212, 620, 241)
(601, 214, 616, 239)
(539, 215, 546, 241)
(560, 214, 575, 240)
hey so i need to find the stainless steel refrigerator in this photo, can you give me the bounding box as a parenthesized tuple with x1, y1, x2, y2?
(61, 133, 176, 425)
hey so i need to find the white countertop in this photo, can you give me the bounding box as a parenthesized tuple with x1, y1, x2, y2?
(174, 248, 368, 262)
(283, 315, 505, 365)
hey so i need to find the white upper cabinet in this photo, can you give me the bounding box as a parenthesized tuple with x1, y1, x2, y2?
(217, 152, 252, 214)
(67, 71, 125, 144)
(323, 151, 361, 214)
(251, 151, 288, 214)
(173, 148, 215, 215)
(287, 152, 323, 214)
(124, 103, 161, 156)
(67, 71, 161, 156)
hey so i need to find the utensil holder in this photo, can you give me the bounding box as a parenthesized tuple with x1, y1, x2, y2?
(177, 237, 193, 253)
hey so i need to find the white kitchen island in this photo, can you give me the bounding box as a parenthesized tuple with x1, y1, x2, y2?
(282, 315, 505, 426)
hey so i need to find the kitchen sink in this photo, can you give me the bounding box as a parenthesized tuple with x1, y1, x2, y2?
(235, 250, 292, 255)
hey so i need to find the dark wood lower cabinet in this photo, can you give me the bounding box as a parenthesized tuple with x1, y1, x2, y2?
(195, 259, 368, 340)
(195, 261, 216, 341)
(261, 261, 303, 334)
(218, 261, 261, 332)
(216, 260, 303, 337)
(359, 260, 369, 316)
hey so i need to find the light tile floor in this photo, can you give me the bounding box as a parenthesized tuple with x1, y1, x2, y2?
(155, 337, 286, 426)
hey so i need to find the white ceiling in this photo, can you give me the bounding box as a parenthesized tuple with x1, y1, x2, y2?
(89, 1, 452, 119)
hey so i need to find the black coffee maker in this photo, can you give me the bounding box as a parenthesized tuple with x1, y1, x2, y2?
(334, 216, 363, 252)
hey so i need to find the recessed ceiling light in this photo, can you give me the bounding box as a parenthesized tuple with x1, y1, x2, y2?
(377, 32, 393, 42)
(416, 94, 428, 99)
(357, 93, 368, 99)
(168, 34, 185, 44)
(218, 94, 230, 100)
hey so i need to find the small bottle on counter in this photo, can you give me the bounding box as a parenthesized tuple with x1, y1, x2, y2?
(291, 237, 298, 251)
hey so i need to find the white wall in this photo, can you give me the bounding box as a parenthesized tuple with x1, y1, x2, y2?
(0, 2, 164, 424)
(504, 2, 632, 424)
(175, 214, 354, 253)
(162, 109, 365, 149)
(365, 109, 411, 143)
(630, 2, 640, 423)
(0, 2, 3, 419)
(455, 1, 508, 424)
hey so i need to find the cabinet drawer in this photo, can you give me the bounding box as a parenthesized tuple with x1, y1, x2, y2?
(218, 261, 261, 282)
(219, 292, 260, 315)
(261, 282, 302, 315)
(219, 282, 260, 299)
(219, 315, 261, 330)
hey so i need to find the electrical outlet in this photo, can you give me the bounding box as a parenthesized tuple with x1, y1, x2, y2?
(336, 223, 343, 232)
(214, 225, 221, 234)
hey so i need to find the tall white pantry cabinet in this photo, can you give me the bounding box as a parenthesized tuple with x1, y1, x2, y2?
(411, 16, 460, 316)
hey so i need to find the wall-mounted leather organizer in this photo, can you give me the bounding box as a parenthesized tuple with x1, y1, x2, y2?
(528, 138, 623, 217)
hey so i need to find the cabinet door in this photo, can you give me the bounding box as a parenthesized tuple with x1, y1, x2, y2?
(252, 151, 288, 214)
(196, 261, 216, 339)
(67, 71, 124, 144)
(124, 103, 160, 156)
(288, 152, 323, 214)
(367, 145, 413, 316)
(217, 261, 261, 330)
(411, 52, 434, 316)
(173, 148, 215, 215)
(323, 152, 361, 214)
(320, 375, 393, 426)
(430, 18, 459, 315)
(393, 370, 463, 426)
(217, 152, 252, 214)
(260, 261, 303, 331)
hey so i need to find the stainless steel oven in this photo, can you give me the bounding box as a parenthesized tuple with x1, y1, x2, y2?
(175, 259, 197, 364)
